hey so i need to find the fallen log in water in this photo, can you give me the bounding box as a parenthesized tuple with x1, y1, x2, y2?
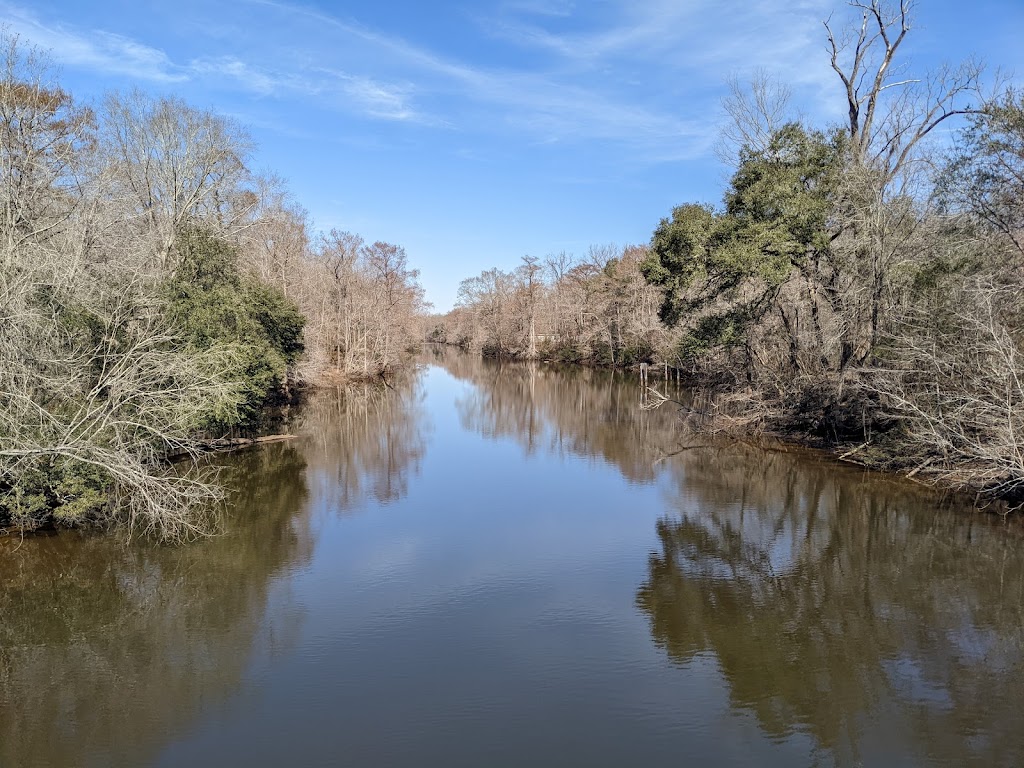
(202, 434, 298, 451)
(165, 434, 298, 461)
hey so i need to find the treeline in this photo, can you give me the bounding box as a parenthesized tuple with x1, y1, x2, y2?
(642, 2, 1023, 504)
(0, 34, 426, 536)
(430, 245, 666, 366)
(440, 0, 1024, 505)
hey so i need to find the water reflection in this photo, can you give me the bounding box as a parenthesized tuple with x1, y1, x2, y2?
(3, 350, 1024, 767)
(434, 346, 1024, 764)
(295, 372, 429, 510)
(429, 345, 683, 483)
(637, 443, 1024, 765)
(0, 444, 312, 768)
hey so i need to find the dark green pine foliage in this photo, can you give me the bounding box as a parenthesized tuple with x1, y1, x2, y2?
(164, 227, 305, 433)
(642, 123, 842, 359)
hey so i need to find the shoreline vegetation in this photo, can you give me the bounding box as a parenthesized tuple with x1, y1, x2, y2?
(430, 345, 1021, 516)
(0, 33, 426, 538)
(428, 2, 1024, 514)
(2, 0, 1023, 539)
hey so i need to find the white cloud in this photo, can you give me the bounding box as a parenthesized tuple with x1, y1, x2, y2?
(0, 2, 187, 82)
(188, 55, 319, 97)
(320, 69, 426, 123)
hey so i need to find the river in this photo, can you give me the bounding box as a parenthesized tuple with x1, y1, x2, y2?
(2, 347, 1023, 767)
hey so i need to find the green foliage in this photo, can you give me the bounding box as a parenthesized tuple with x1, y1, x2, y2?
(588, 340, 615, 367)
(163, 228, 305, 432)
(1, 458, 112, 529)
(480, 342, 504, 359)
(725, 123, 842, 261)
(642, 203, 717, 326)
(643, 124, 842, 361)
(908, 250, 978, 294)
(539, 340, 584, 365)
(616, 343, 654, 367)
(679, 310, 750, 356)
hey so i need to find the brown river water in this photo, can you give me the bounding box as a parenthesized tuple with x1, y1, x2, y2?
(2, 346, 1023, 767)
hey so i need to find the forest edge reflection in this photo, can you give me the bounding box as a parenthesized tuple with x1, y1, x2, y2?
(1, 349, 1022, 767)
(430, 347, 1024, 766)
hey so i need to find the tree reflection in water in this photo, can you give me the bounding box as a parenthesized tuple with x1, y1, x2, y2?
(434, 345, 1024, 764)
(429, 344, 687, 483)
(5, 350, 1023, 767)
(637, 443, 1024, 766)
(294, 371, 429, 511)
(0, 444, 313, 768)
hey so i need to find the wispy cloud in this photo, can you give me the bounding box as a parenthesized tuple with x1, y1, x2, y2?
(0, 2, 186, 82)
(242, 0, 717, 159)
(0, 2, 433, 126)
(487, 0, 703, 62)
(488, 0, 835, 65)
(474, 0, 851, 142)
(188, 56, 310, 96)
(317, 69, 427, 123)
(0, 0, 837, 160)
(188, 55, 431, 123)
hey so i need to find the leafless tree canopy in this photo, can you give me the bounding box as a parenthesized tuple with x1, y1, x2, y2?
(434, 246, 666, 367)
(0, 33, 428, 537)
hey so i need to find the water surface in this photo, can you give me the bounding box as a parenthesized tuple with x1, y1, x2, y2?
(2, 348, 1023, 767)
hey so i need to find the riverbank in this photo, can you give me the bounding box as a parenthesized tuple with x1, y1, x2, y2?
(0, 369, 413, 539)
(641, 371, 1023, 515)
(6, 350, 1024, 766)
(438, 341, 1021, 514)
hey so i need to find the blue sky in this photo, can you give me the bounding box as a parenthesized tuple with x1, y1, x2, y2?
(3, 0, 1021, 310)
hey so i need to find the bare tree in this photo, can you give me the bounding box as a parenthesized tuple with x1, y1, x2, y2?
(519, 255, 541, 359)
(824, 0, 986, 185)
(297, 233, 427, 381)
(816, 1, 989, 371)
(446, 244, 668, 366)
(0, 34, 264, 537)
(0, 33, 93, 253)
(100, 89, 253, 271)
(939, 89, 1024, 260)
(0, 29, 437, 535)
(869, 280, 1024, 502)
(455, 267, 524, 356)
(235, 173, 310, 297)
(716, 70, 793, 165)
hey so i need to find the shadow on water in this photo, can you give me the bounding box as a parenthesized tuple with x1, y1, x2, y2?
(0, 443, 313, 768)
(637, 442, 1024, 766)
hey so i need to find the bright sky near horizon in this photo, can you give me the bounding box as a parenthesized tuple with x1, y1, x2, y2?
(3, 0, 1021, 310)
